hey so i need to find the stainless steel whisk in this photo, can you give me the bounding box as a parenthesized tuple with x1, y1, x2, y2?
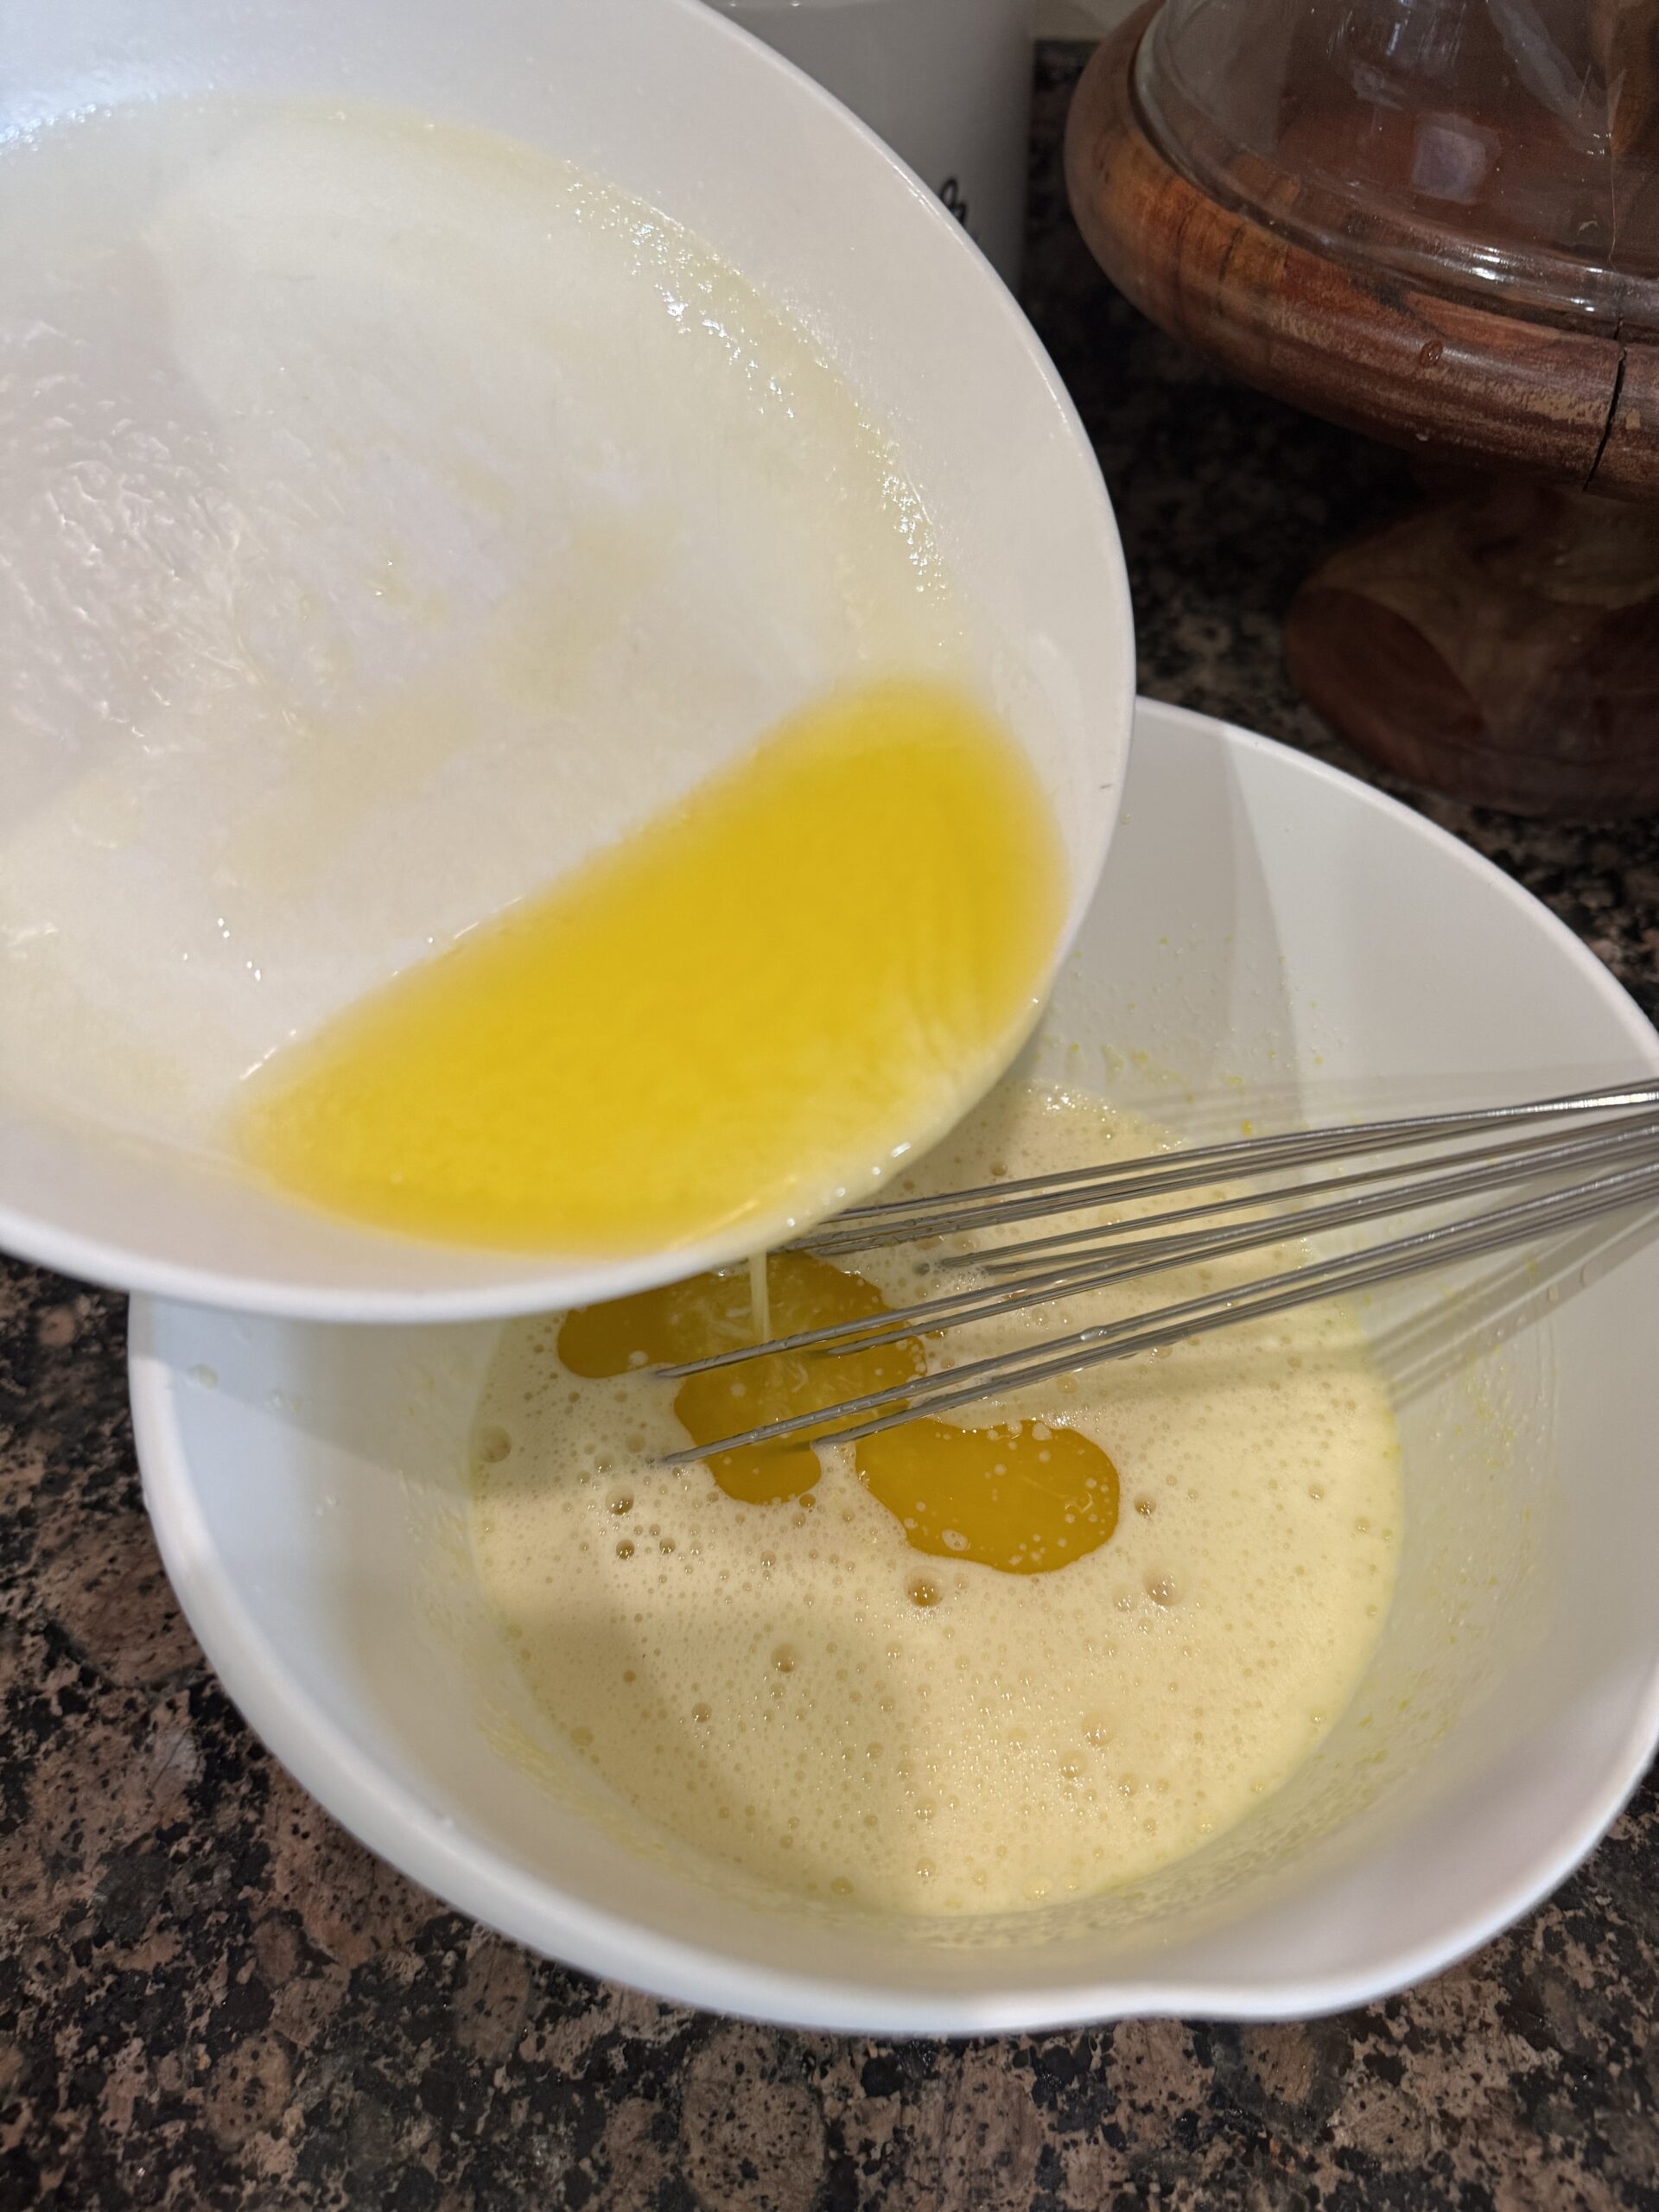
(658, 1081, 1659, 1464)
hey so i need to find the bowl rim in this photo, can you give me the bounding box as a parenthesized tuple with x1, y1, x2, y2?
(129, 700, 1659, 2033)
(0, 7, 1135, 1326)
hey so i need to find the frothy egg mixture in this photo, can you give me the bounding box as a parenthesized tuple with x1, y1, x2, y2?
(472, 1081, 1404, 1916)
(1, 97, 1058, 1249)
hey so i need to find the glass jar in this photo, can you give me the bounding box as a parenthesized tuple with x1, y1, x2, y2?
(1135, 0, 1659, 327)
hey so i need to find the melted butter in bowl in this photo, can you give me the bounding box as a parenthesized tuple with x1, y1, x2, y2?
(0, 96, 1086, 1287)
(469, 1077, 1404, 1917)
(557, 1246, 1121, 1566)
(237, 678, 1065, 1255)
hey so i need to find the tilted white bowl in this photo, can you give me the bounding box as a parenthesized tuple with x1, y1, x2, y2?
(0, 0, 1133, 1322)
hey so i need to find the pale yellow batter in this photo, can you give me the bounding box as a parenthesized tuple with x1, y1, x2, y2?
(471, 1079, 1403, 1915)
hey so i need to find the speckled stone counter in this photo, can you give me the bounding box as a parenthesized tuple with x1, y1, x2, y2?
(3, 45, 1656, 2212)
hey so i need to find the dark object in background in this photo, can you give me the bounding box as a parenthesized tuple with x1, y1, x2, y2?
(1067, 0, 1659, 818)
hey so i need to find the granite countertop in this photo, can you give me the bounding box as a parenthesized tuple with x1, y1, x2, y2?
(3, 44, 1656, 2212)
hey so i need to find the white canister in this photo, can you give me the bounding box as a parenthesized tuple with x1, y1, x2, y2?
(707, 0, 1034, 287)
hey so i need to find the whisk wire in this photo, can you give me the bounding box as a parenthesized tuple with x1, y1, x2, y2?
(660, 1106, 1659, 1380)
(967, 1105, 1659, 1272)
(658, 1152, 1659, 1465)
(798, 1080, 1659, 1255)
(653, 1086, 1659, 1465)
(815, 1156, 1659, 1450)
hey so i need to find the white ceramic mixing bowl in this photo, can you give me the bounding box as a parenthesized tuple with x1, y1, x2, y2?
(0, 0, 1133, 1322)
(131, 700, 1659, 2032)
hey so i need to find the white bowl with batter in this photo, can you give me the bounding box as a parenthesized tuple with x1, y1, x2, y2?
(130, 701, 1659, 2030)
(0, 0, 1132, 1321)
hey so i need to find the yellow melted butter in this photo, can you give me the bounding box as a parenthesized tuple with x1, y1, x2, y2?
(557, 1249, 1121, 1572)
(238, 679, 1066, 1252)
